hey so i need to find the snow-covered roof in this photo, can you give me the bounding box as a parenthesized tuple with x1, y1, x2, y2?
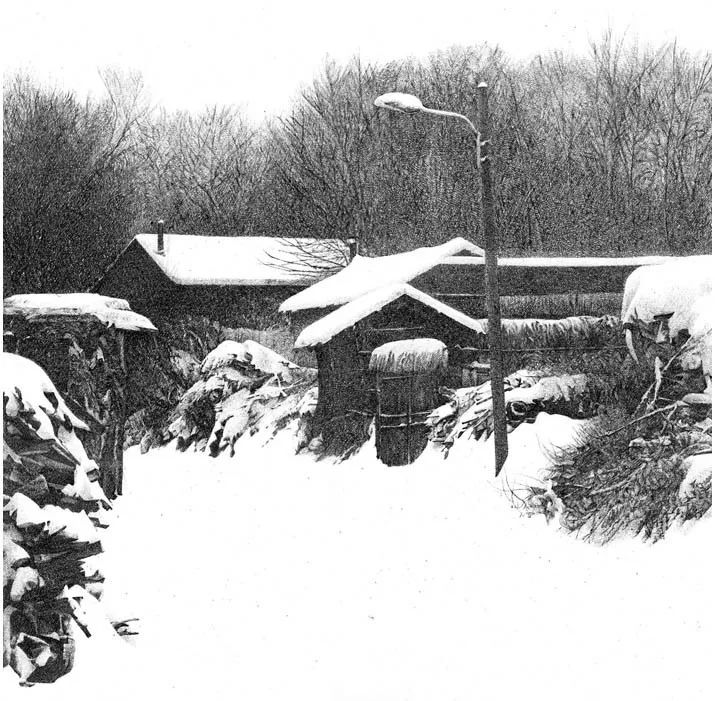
(280, 237, 484, 312)
(440, 255, 681, 267)
(4, 294, 157, 332)
(133, 234, 348, 286)
(294, 283, 486, 349)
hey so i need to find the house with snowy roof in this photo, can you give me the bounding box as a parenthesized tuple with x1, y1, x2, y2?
(92, 231, 348, 327)
(281, 237, 681, 442)
(280, 235, 676, 325)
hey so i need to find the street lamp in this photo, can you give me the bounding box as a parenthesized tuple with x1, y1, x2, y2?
(374, 86, 508, 475)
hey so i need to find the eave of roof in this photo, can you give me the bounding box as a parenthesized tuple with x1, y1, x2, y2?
(294, 283, 486, 349)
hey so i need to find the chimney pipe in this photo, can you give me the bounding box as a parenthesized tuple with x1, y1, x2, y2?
(347, 236, 359, 261)
(157, 219, 165, 255)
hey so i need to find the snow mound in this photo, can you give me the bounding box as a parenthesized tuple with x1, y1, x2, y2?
(2, 352, 89, 435)
(679, 453, 713, 500)
(620, 255, 712, 337)
(201, 339, 299, 380)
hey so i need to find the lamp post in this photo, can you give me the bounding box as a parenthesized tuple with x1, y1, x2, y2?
(374, 85, 508, 474)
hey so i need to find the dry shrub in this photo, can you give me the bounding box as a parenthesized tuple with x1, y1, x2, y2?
(551, 406, 711, 543)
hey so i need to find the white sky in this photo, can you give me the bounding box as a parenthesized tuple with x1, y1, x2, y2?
(2, 0, 712, 122)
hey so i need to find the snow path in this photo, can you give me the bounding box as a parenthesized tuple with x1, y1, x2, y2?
(6, 418, 711, 700)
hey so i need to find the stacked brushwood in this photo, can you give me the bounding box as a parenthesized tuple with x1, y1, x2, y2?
(4, 294, 157, 499)
(427, 343, 664, 450)
(453, 315, 623, 374)
(144, 340, 319, 456)
(551, 406, 711, 542)
(427, 336, 712, 541)
(550, 335, 712, 542)
(123, 315, 299, 450)
(3, 353, 111, 686)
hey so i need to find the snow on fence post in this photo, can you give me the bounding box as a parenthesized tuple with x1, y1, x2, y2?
(156, 219, 165, 255)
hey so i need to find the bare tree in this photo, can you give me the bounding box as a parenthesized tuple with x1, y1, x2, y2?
(135, 105, 265, 236)
(3, 72, 145, 295)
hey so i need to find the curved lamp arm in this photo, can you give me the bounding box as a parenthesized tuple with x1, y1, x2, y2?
(420, 107, 479, 139)
(374, 93, 483, 163)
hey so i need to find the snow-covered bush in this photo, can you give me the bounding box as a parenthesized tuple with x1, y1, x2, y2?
(143, 340, 318, 457)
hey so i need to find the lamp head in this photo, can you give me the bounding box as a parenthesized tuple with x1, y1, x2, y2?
(374, 92, 424, 114)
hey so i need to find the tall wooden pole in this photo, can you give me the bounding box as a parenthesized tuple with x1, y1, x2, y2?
(477, 82, 508, 475)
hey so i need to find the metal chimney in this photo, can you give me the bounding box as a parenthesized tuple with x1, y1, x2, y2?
(346, 236, 359, 260)
(157, 219, 165, 255)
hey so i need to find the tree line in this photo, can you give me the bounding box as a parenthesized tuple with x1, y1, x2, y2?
(3, 35, 711, 296)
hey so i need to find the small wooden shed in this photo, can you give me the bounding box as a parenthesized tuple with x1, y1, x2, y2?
(3, 293, 157, 498)
(293, 283, 486, 454)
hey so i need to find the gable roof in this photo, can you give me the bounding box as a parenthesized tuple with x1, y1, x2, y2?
(294, 283, 486, 349)
(124, 235, 348, 287)
(280, 237, 484, 312)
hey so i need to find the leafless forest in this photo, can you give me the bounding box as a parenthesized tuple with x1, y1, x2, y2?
(3, 35, 712, 296)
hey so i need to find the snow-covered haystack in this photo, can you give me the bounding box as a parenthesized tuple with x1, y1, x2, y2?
(147, 341, 318, 456)
(3, 353, 116, 686)
(3, 293, 156, 333)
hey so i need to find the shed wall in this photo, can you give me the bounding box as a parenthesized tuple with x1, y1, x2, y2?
(314, 297, 482, 441)
(412, 262, 628, 318)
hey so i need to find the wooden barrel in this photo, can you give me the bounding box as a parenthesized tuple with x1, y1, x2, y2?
(370, 339, 447, 466)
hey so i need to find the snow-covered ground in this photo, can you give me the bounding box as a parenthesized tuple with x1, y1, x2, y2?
(5, 417, 711, 700)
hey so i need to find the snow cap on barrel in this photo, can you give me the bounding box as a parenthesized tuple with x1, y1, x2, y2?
(369, 338, 448, 375)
